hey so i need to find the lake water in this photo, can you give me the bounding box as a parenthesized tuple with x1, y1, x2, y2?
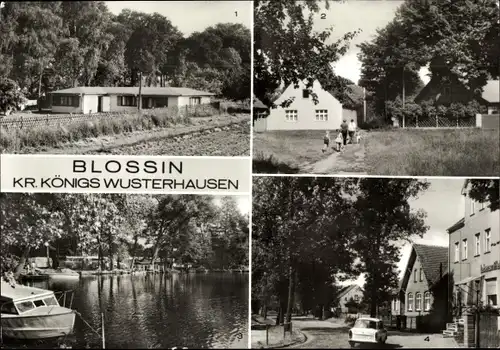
(5, 273, 248, 349)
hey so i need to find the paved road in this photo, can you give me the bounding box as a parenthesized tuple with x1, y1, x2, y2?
(287, 317, 458, 349)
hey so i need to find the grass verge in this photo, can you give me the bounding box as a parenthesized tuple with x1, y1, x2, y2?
(365, 128, 499, 176)
(0, 111, 192, 152)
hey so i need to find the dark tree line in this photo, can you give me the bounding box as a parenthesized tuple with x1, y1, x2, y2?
(0, 1, 250, 100)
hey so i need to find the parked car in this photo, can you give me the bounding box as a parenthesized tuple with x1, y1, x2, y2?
(348, 317, 388, 347)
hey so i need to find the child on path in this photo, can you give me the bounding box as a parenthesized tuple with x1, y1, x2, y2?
(322, 131, 330, 153)
(334, 129, 344, 152)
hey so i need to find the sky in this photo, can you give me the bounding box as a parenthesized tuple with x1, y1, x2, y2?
(311, 0, 431, 85)
(213, 195, 250, 216)
(105, 1, 252, 35)
(343, 178, 466, 287)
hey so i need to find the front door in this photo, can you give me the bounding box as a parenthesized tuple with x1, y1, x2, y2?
(97, 96, 103, 112)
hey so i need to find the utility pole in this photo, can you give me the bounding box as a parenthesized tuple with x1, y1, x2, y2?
(363, 87, 367, 122)
(138, 71, 143, 112)
(402, 66, 406, 128)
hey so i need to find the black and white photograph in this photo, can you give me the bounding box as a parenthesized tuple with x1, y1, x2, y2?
(0, 193, 249, 349)
(251, 177, 499, 348)
(253, 0, 499, 176)
(0, 1, 251, 156)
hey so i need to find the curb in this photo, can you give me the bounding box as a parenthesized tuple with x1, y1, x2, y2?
(253, 328, 307, 349)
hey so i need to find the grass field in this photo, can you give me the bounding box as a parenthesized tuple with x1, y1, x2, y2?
(365, 128, 499, 176)
(253, 128, 499, 176)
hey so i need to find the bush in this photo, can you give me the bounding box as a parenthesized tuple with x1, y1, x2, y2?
(0, 109, 198, 152)
(359, 118, 388, 130)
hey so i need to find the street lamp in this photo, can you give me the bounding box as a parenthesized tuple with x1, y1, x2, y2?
(44, 242, 50, 268)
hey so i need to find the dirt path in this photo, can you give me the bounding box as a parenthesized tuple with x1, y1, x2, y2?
(300, 140, 368, 175)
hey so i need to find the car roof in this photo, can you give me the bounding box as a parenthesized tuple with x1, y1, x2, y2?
(356, 317, 382, 322)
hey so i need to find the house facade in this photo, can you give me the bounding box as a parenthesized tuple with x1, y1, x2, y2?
(336, 284, 363, 313)
(261, 80, 344, 131)
(447, 181, 499, 312)
(395, 244, 449, 331)
(50, 86, 215, 114)
(414, 77, 500, 114)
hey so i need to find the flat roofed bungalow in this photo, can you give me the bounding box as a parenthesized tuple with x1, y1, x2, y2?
(50, 86, 215, 114)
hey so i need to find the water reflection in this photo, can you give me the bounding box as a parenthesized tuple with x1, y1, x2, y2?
(16, 273, 248, 349)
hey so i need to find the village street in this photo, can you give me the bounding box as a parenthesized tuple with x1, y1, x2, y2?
(283, 316, 459, 349)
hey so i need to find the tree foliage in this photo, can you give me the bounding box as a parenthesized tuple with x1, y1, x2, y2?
(252, 177, 430, 320)
(0, 194, 248, 278)
(358, 0, 499, 117)
(0, 2, 250, 100)
(467, 179, 499, 212)
(254, 0, 359, 106)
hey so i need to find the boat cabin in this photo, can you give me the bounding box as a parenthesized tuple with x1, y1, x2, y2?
(1, 281, 60, 316)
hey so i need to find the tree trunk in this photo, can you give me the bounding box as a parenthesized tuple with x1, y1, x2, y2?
(13, 247, 31, 279)
(37, 70, 43, 98)
(130, 236, 138, 270)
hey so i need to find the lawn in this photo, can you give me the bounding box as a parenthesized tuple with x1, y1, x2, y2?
(365, 128, 499, 176)
(253, 128, 499, 176)
(253, 130, 330, 173)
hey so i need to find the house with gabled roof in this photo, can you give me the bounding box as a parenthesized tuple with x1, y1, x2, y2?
(50, 86, 215, 114)
(336, 284, 363, 313)
(394, 243, 450, 331)
(414, 77, 499, 115)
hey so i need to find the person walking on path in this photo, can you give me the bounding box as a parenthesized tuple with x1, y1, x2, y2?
(348, 119, 357, 144)
(322, 130, 330, 153)
(340, 120, 348, 146)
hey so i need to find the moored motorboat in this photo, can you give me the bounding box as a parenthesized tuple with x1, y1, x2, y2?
(1, 280, 76, 339)
(38, 268, 80, 280)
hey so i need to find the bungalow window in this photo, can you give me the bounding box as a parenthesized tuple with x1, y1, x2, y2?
(302, 89, 310, 98)
(415, 293, 422, 311)
(53, 95, 79, 107)
(117, 95, 137, 107)
(407, 293, 414, 311)
(486, 278, 497, 306)
(424, 292, 431, 311)
(454, 242, 460, 262)
(189, 97, 201, 105)
(485, 229, 491, 252)
(285, 110, 298, 122)
(462, 239, 468, 260)
(315, 109, 328, 121)
(475, 233, 480, 256)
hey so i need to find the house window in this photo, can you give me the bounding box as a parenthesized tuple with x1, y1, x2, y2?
(462, 239, 468, 260)
(407, 293, 413, 311)
(488, 106, 499, 115)
(189, 97, 201, 105)
(454, 242, 460, 262)
(415, 293, 422, 311)
(475, 233, 480, 256)
(285, 110, 298, 122)
(396, 300, 400, 312)
(424, 292, 431, 311)
(315, 109, 328, 121)
(470, 199, 475, 216)
(479, 201, 485, 210)
(302, 89, 310, 98)
(117, 95, 137, 107)
(414, 269, 417, 282)
(345, 297, 348, 301)
(354, 295, 359, 302)
(485, 229, 491, 252)
(485, 278, 497, 306)
(53, 95, 79, 107)
(419, 268, 423, 282)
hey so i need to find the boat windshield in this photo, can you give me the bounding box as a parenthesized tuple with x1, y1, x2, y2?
(14, 295, 59, 313)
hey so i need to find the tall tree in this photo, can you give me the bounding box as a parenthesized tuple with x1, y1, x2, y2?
(351, 178, 430, 317)
(466, 179, 499, 212)
(254, 0, 358, 106)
